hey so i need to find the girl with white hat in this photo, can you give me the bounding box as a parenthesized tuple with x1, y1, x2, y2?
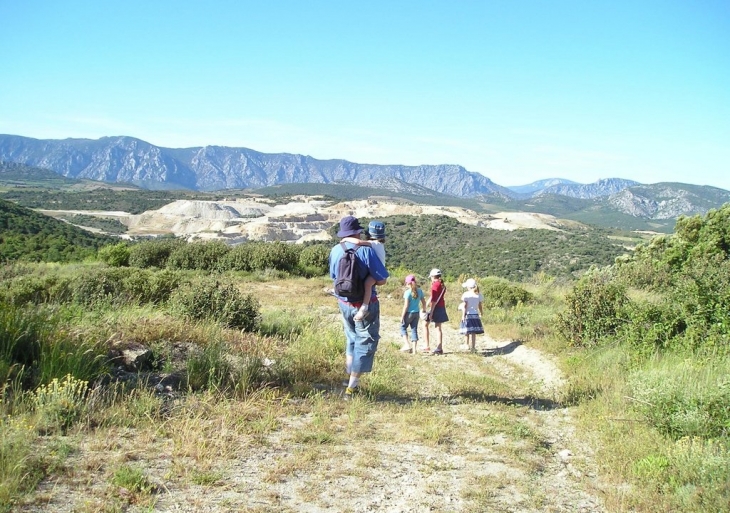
(459, 278, 484, 352)
(424, 268, 448, 355)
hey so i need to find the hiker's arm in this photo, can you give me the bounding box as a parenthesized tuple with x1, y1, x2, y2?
(342, 237, 370, 246)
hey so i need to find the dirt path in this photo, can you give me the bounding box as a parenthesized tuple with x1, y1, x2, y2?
(148, 315, 604, 512)
(21, 313, 605, 513)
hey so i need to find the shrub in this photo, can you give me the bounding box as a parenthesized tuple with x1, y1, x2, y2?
(629, 363, 730, 440)
(97, 242, 130, 267)
(169, 278, 260, 331)
(298, 244, 330, 276)
(128, 238, 185, 269)
(217, 243, 255, 272)
(32, 374, 88, 433)
(166, 240, 230, 271)
(555, 268, 628, 347)
(69, 267, 129, 306)
(247, 242, 300, 272)
(618, 299, 686, 358)
(479, 277, 533, 308)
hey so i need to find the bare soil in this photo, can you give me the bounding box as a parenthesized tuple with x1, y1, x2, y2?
(19, 310, 606, 513)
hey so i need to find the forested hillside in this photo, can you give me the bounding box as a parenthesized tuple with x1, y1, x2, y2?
(380, 215, 627, 280)
(0, 198, 114, 262)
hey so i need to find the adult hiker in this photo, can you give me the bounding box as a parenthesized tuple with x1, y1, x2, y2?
(328, 215, 389, 399)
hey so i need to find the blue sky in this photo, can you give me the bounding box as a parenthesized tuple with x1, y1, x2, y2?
(1, 1, 729, 189)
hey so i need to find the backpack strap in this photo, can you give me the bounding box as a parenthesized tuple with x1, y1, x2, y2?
(433, 284, 445, 306)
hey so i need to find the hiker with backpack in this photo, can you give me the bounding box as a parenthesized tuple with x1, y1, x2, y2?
(341, 219, 387, 321)
(328, 216, 389, 400)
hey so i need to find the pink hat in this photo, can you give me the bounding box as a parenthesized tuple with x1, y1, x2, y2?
(404, 274, 416, 284)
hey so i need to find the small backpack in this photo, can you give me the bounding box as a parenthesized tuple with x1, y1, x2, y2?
(334, 242, 365, 300)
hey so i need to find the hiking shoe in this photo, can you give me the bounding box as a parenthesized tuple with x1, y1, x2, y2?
(431, 348, 444, 355)
(344, 386, 359, 400)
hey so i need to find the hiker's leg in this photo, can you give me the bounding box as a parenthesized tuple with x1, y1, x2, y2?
(435, 323, 443, 351)
(338, 301, 358, 375)
(423, 321, 431, 351)
(400, 319, 411, 351)
(351, 301, 380, 374)
(354, 276, 376, 321)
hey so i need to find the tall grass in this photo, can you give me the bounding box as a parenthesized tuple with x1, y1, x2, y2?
(0, 304, 109, 390)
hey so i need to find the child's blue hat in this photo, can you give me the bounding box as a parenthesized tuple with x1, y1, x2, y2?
(368, 220, 385, 240)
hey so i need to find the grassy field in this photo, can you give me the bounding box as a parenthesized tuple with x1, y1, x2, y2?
(1, 267, 728, 512)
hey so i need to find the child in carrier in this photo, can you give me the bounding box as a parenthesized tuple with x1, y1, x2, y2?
(458, 278, 484, 352)
(399, 274, 427, 353)
(342, 220, 386, 321)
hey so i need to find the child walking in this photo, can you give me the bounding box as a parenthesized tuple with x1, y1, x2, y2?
(459, 278, 484, 352)
(399, 274, 427, 353)
(342, 220, 386, 321)
(424, 268, 449, 355)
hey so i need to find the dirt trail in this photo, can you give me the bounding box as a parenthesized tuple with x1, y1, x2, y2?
(149, 315, 604, 512)
(20, 313, 605, 513)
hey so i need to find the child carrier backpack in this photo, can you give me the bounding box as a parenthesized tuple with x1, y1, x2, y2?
(334, 242, 365, 301)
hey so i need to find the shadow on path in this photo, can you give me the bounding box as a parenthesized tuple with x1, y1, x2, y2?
(370, 392, 562, 411)
(481, 340, 522, 357)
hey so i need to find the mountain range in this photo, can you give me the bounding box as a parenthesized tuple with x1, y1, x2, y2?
(1, 134, 729, 228)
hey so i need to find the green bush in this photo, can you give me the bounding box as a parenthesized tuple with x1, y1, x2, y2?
(246, 242, 300, 272)
(166, 240, 230, 271)
(618, 299, 685, 358)
(218, 243, 255, 272)
(479, 278, 533, 308)
(555, 268, 628, 347)
(69, 267, 129, 307)
(629, 363, 730, 440)
(298, 244, 330, 276)
(128, 238, 185, 269)
(0, 274, 56, 306)
(169, 278, 260, 331)
(97, 242, 130, 267)
(217, 241, 301, 273)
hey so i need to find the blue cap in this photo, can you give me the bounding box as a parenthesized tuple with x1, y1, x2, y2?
(368, 220, 385, 240)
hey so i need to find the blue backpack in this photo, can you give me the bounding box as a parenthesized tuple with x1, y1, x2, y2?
(334, 242, 365, 301)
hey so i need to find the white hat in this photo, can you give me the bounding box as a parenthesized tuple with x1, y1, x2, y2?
(429, 268, 442, 278)
(462, 278, 477, 289)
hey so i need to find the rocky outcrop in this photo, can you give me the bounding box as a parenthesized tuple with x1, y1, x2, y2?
(535, 178, 640, 199)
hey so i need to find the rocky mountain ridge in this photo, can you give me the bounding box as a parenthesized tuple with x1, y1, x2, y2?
(535, 178, 641, 199)
(0, 134, 512, 198)
(1, 135, 728, 226)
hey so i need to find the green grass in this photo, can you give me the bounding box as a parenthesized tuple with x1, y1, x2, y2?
(1, 265, 729, 511)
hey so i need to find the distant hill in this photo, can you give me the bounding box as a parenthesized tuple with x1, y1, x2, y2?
(0, 197, 115, 262)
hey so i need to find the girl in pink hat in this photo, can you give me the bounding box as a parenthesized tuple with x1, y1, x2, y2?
(399, 274, 427, 353)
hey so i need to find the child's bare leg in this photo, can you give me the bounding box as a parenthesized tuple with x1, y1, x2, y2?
(353, 276, 375, 321)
